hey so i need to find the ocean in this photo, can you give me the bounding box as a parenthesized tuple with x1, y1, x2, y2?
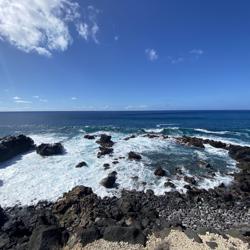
(0, 110, 250, 207)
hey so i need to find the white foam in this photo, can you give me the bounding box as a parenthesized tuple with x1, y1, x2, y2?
(0, 132, 238, 207)
(194, 128, 230, 135)
(143, 128, 164, 133)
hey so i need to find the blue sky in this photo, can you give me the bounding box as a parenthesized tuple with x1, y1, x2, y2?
(0, 0, 250, 111)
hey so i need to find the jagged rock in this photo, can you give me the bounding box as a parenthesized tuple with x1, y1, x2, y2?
(96, 134, 114, 148)
(84, 135, 95, 140)
(0, 135, 34, 163)
(75, 161, 87, 168)
(103, 226, 146, 245)
(28, 225, 66, 250)
(100, 172, 117, 188)
(36, 143, 64, 156)
(124, 135, 136, 141)
(184, 176, 197, 185)
(79, 226, 101, 246)
(177, 136, 205, 148)
(97, 147, 113, 158)
(164, 181, 175, 188)
(0, 206, 7, 228)
(128, 151, 142, 161)
(229, 145, 250, 162)
(154, 167, 166, 177)
(103, 163, 110, 170)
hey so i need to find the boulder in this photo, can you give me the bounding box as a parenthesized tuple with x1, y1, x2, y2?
(154, 167, 166, 177)
(103, 163, 110, 170)
(84, 135, 95, 140)
(0, 135, 34, 163)
(229, 145, 250, 162)
(184, 176, 197, 185)
(79, 226, 101, 246)
(100, 172, 117, 188)
(124, 135, 136, 141)
(97, 147, 113, 158)
(75, 161, 87, 168)
(128, 151, 142, 161)
(103, 226, 146, 245)
(178, 136, 205, 148)
(0, 206, 7, 228)
(28, 225, 65, 250)
(164, 181, 175, 188)
(96, 134, 114, 148)
(36, 143, 64, 156)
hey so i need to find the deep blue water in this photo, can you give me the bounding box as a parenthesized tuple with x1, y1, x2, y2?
(0, 110, 250, 145)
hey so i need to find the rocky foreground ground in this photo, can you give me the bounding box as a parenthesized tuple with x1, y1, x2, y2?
(0, 134, 249, 249)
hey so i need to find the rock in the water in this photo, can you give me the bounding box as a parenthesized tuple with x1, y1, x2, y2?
(75, 161, 88, 168)
(84, 134, 95, 140)
(0, 134, 34, 163)
(184, 176, 197, 185)
(100, 172, 117, 188)
(97, 147, 113, 158)
(96, 134, 114, 148)
(128, 151, 142, 161)
(164, 181, 175, 188)
(154, 167, 166, 177)
(124, 135, 136, 141)
(178, 136, 205, 148)
(103, 226, 146, 245)
(28, 225, 65, 250)
(103, 163, 110, 170)
(36, 143, 64, 156)
(229, 145, 250, 162)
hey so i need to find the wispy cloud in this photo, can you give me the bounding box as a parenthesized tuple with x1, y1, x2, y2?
(190, 49, 204, 55)
(71, 97, 77, 100)
(15, 100, 32, 104)
(0, 1, 100, 56)
(114, 36, 119, 41)
(13, 96, 32, 104)
(13, 96, 21, 100)
(145, 48, 158, 61)
(168, 56, 184, 64)
(33, 96, 39, 99)
(39, 99, 48, 103)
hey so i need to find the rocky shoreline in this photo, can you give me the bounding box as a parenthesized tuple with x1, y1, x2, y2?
(0, 134, 249, 249)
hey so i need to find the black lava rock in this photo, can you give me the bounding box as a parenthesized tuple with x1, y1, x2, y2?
(128, 151, 142, 161)
(0, 135, 34, 163)
(154, 167, 166, 177)
(36, 143, 64, 156)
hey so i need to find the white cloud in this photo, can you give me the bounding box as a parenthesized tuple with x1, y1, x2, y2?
(145, 48, 158, 61)
(13, 96, 21, 100)
(114, 36, 119, 41)
(71, 97, 77, 100)
(33, 96, 39, 99)
(15, 100, 32, 104)
(190, 49, 204, 55)
(0, 0, 100, 56)
(169, 57, 184, 64)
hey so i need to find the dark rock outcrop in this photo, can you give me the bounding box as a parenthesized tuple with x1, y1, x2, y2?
(75, 161, 88, 168)
(103, 226, 146, 245)
(154, 167, 166, 177)
(124, 135, 136, 141)
(36, 143, 64, 156)
(0, 135, 34, 163)
(128, 151, 142, 161)
(184, 176, 197, 185)
(177, 136, 205, 148)
(100, 172, 117, 188)
(84, 135, 95, 140)
(97, 147, 113, 158)
(96, 134, 114, 148)
(28, 225, 66, 250)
